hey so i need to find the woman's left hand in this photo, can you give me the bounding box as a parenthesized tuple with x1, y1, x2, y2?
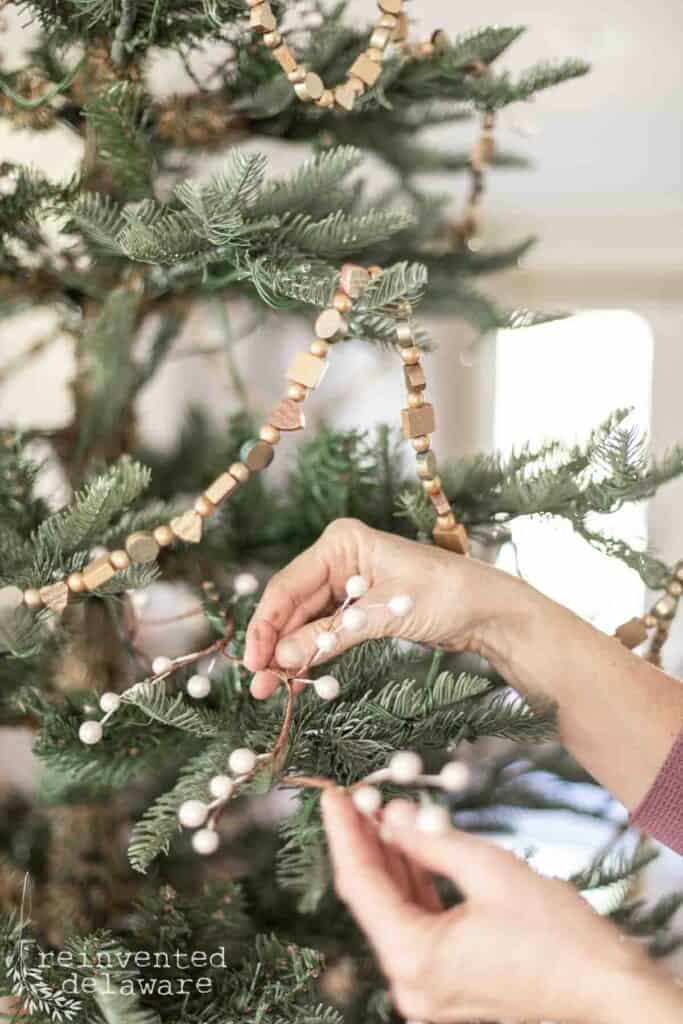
(321, 788, 679, 1024)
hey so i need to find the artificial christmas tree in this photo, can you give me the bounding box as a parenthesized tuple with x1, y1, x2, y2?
(1, 3, 682, 1022)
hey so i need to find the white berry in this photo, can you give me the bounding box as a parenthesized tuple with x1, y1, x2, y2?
(351, 785, 382, 816)
(233, 572, 259, 597)
(209, 775, 234, 800)
(439, 761, 470, 793)
(186, 674, 211, 699)
(178, 799, 209, 829)
(315, 631, 338, 654)
(388, 594, 414, 617)
(389, 750, 423, 784)
(313, 675, 340, 701)
(79, 720, 103, 745)
(345, 575, 369, 599)
(415, 804, 450, 835)
(192, 828, 220, 856)
(341, 606, 368, 632)
(99, 692, 120, 714)
(229, 747, 257, 775)
(152, 655, 174, 675)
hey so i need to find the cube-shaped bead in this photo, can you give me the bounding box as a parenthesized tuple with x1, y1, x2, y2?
(349, 53, 382, 87)
(401, 402, 435, 439)
(287, 351, 329, 389)
(273, 45, 298, 74)
(39, 581, 69, 614)
(250, 3, 276, 32)
(334, 83, 356, 112)
(404, 363, 426, 391)
(433, 524, 469, 555)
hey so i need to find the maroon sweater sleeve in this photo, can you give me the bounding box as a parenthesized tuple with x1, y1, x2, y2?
(631, 728, 683, 855)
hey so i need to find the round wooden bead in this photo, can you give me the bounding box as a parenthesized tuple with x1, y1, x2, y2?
(288, 67, 307, 84)
(294, 72, 324, 102)
(655, 595, 677, 619)
(401, 346, 421, 365)
(667, 580, 683, 597)
(153, 525, 175, 547)
(332, 291, 353, 314)
(615, 617, 648, 650)
(66, 572, 86, 593)
(195, 496, 216, 518)
(110, 550, 131, 571)
(229, 462, 251, 484)
(416, 451, 437, 479)
(315, 308, 347, 341)
(240, 440, 274, 472)
(259, 424, 280, 445)
(310, 340, 329, 358)
(263, 30, 281, 48)
(24, 588, 43, 610)
(317, 89, 335, 108)
(412, 436, 431, 453)
(408, 392, 424, 409)
(287, 382, 307, 402)
(422, 476, 441, 496)
(125, 531, 160, 564)
(644, 613, 658, 628)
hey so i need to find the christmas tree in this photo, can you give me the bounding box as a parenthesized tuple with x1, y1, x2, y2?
(1, 3, 682, 1022)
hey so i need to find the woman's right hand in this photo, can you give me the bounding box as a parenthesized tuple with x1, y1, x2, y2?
(243, 517, 525, 698)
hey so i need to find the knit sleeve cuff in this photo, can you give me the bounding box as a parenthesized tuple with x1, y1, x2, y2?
(631, 727, 683, 855)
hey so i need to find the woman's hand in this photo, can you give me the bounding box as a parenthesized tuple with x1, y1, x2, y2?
(244, 517, 524, 698)
(321, 788, 683, 1024)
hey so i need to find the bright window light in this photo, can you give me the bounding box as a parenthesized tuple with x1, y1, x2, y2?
(493, 310, 654, 633)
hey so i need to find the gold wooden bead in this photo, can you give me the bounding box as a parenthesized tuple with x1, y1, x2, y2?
(263, 30, 281, 49)
(401, 402, 435, 439)
(194, 496, 217, 518)
(229, 462, 251, 484)
(369, 26, 392, 50)
(400, 346, 421, 365)
(655, 594, 677, 619)
(391, 12, 408, 41)
(349, 53, 382, 87)
(334, 83, 356, 112)
(378, 0, 402, 13)
(422, 476, 441, 496)
(287, 382, 307, 402)
(404, 363, 426, 390)
(368, 265, 383, 279)
(644, 613, 658, 628)
(288, 67, 307, 84)
(259, 424, 281, 444)
(339, 263, 370, 298)
(287, 350, 329, 389)
(241, 439, 274, 472)
(615, 617, 648, 650)
(83, 554, 116, 591)
(667, 580, 683, 597)
(110, 549, 131, 571)
(408, 391, 425, 409)
(126, 531, 160, 564)
(348, 77, 366, 97)
(273, 44, 298, 74)
(40, 581, 69, 614)
(310, 340, 329, 358)
(204, 473, 240, 505)
(294, 71, 324, 102)
(431, 490, 451, 516)
(317, 89, 335, 108)
(268, 398, 305, 430)
(377, 13, 398, 29)
(412, 435, 430, 453)
(67, 572, 86, 593)
(436, 512, 456, 530)
(366, 47, 384, 63)
(153, 524, 175, 547)
(433, 523, 469, 555)
(24, 588, 43, 610)
(170, 510, 203, 544)
(332, 291, 353, 314)
(249, 2, 276, 32)
(396, 322, 414, 346)
(416, 451, 437, 479)
(315, 308, 347, 341)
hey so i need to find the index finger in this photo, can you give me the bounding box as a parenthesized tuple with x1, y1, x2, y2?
(244, 541, 331, 671)
(321, 788, 426, 958)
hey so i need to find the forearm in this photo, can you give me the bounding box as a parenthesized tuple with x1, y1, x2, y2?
(474, 569, 683, 809)
(599, 967, 683, 1024)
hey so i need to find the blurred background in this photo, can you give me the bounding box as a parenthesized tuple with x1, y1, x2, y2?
(1, 0, 682, 966)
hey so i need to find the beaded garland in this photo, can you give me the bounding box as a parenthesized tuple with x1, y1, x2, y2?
(0, 262, 468, 622)
(615, 559, 683, 666)
(247, 0, 411, 112)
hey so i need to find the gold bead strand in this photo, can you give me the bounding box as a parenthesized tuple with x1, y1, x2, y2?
(395, 316, 469, 555)
(615, 559, 683, 664)
(454, 109, 496, 249)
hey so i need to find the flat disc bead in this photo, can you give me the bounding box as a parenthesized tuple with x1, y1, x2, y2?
(240, 439, 274, 472)
(126, 531, 160, 564)
(315, 308, 347, 341)
(378, 0, 402, 13)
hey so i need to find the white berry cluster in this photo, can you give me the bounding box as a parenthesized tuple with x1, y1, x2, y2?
(350, 750, 470, 836)
(177, 747, 259, 855)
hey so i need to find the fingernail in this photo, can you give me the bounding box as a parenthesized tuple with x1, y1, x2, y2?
(276, 636, 304, 668)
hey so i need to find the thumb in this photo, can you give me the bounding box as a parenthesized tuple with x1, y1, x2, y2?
(274, 584, 410, 671)
(382, 799, 531, 899)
